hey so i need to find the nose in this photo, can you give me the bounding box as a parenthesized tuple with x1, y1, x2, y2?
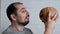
(25, 10, 29, 16)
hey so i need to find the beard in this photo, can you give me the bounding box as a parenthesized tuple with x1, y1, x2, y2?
(17, 21, 29, 26)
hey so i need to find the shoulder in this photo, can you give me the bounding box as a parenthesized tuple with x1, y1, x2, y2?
(2, 27, 13, 34)
(2, 29, 10, 34)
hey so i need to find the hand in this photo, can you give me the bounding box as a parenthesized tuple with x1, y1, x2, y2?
(44, 12, 58, 34)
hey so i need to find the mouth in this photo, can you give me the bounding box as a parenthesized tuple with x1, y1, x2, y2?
(25, 15, 29, 20)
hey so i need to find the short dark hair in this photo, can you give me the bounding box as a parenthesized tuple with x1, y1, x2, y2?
(6, 2, 23, 22)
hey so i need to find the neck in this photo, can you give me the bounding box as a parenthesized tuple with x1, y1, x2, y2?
(10, 21, 24, 31)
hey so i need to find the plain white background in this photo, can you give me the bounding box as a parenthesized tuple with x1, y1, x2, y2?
(1, 0, 60, 34)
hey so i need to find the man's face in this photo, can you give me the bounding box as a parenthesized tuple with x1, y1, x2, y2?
(15, 4, 29, 26)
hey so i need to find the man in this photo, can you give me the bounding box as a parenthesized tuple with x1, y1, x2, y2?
(2, 2, 33, 34)
(39, 7, 58, 34)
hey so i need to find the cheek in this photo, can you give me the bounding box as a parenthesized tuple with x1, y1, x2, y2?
(17, 14, 26, 22)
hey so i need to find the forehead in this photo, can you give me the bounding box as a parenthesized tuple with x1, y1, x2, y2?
(14, 4, 25, 10)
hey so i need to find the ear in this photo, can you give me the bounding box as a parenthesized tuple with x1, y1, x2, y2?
(10, 14, 16, 21)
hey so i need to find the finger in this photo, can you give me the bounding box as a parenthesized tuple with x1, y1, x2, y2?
(51, 12, 56, 20)
(54, 14, 58, 21)
(48, 12, 51, 21)
(52, 13, 57, 21)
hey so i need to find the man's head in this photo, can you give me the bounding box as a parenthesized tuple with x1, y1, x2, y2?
(6, 2, 29, 26)
(39, 7, 58, 23)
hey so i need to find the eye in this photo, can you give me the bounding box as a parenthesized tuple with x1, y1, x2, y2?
(21, 10, 27, 13)
(22, 11, 25, 13)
